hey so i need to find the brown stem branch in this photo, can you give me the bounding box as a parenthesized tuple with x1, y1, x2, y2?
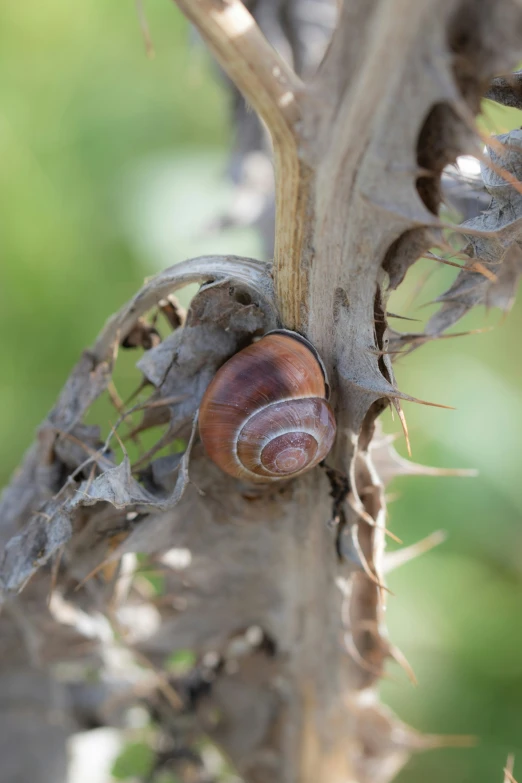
(172, 0, 312, 330)
(173, 0, 303, 142)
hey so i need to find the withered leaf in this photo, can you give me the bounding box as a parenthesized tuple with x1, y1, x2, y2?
(427, 130, 522, 335)
(0, 501, 73, 593)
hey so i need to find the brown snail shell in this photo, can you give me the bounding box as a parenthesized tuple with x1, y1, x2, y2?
(198, 331, 336, 483)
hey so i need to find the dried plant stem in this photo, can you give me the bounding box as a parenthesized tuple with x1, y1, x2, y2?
(173, 0, 309, 328)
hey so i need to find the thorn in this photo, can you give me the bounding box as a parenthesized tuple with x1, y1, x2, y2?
(407, 463, 478, 478)
(385, 312, 421, 323)
(135, 0, 156, 59)
(433, 243, 473, 264)
(347, 494, 402, 543)
(372, 431, 477, 486)
(140, 394, 189, 410)
(440, 220, 502, 242)
(392, 389, 455, 411)
(352, 697, 476, 754)
(111, 424, 128, 458)
(346, 374, 454, 411)
(118, 393, 189, 441)
(372, 525, 400, 544)
(130, 428, 176, 469)
(73, 534, 125, 592)
(424, 327, 494, 341)
(354, 619, 419, 686)
(108, 382, 146, 446)
(359, 190, 439, 227)
(504, 755, 517, 783)
(422, 253, 498, 281)
(497, 309, 511, 327)
(472, 261, 498, 282)
(343, 632, 395, 681)
(401, 458, 476, 479)
(102, 534, 129, 583)
(375, 347, 416, 358)
(384, 531, 447, 574)
(54, 430, 113, 470)
(422, 252, 471, 270)
(74, 559, 109, 591)
(393, 399, 412, 457)
(408, 732, 477, 750)
(349, 525, 393, 594)
(123, 377, 151, 407)
(387, 643, 418, 686)
(404, 264, 438, 310)
(384, 490, 402, 504)
(107, 381, 125, 416)
(385, 528, 402, 545)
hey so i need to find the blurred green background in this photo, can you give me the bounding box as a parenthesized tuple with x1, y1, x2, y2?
(1, 2, 521, 782)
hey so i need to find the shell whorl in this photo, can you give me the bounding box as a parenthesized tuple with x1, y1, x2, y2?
(198, 333, 336, 483)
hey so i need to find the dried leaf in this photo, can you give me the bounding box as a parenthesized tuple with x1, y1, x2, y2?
(486, 70, 522, 109)
(0, 502, 73, 593)
(427, 130, 522, 335)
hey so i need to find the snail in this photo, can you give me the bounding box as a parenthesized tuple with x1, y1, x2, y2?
(198, 330, 336, 483)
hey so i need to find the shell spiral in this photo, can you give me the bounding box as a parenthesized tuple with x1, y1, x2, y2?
(198, 332, 336, 483)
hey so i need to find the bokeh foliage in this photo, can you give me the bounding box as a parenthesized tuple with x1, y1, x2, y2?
(1, 2, 521, 781)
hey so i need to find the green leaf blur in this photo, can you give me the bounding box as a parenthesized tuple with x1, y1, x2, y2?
(111, 741, 155, 780)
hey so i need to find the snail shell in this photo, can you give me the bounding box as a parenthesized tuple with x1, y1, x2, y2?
(198, 331, 336, 483)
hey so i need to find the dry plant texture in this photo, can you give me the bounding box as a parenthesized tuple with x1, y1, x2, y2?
(2, 1, 522, 782)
